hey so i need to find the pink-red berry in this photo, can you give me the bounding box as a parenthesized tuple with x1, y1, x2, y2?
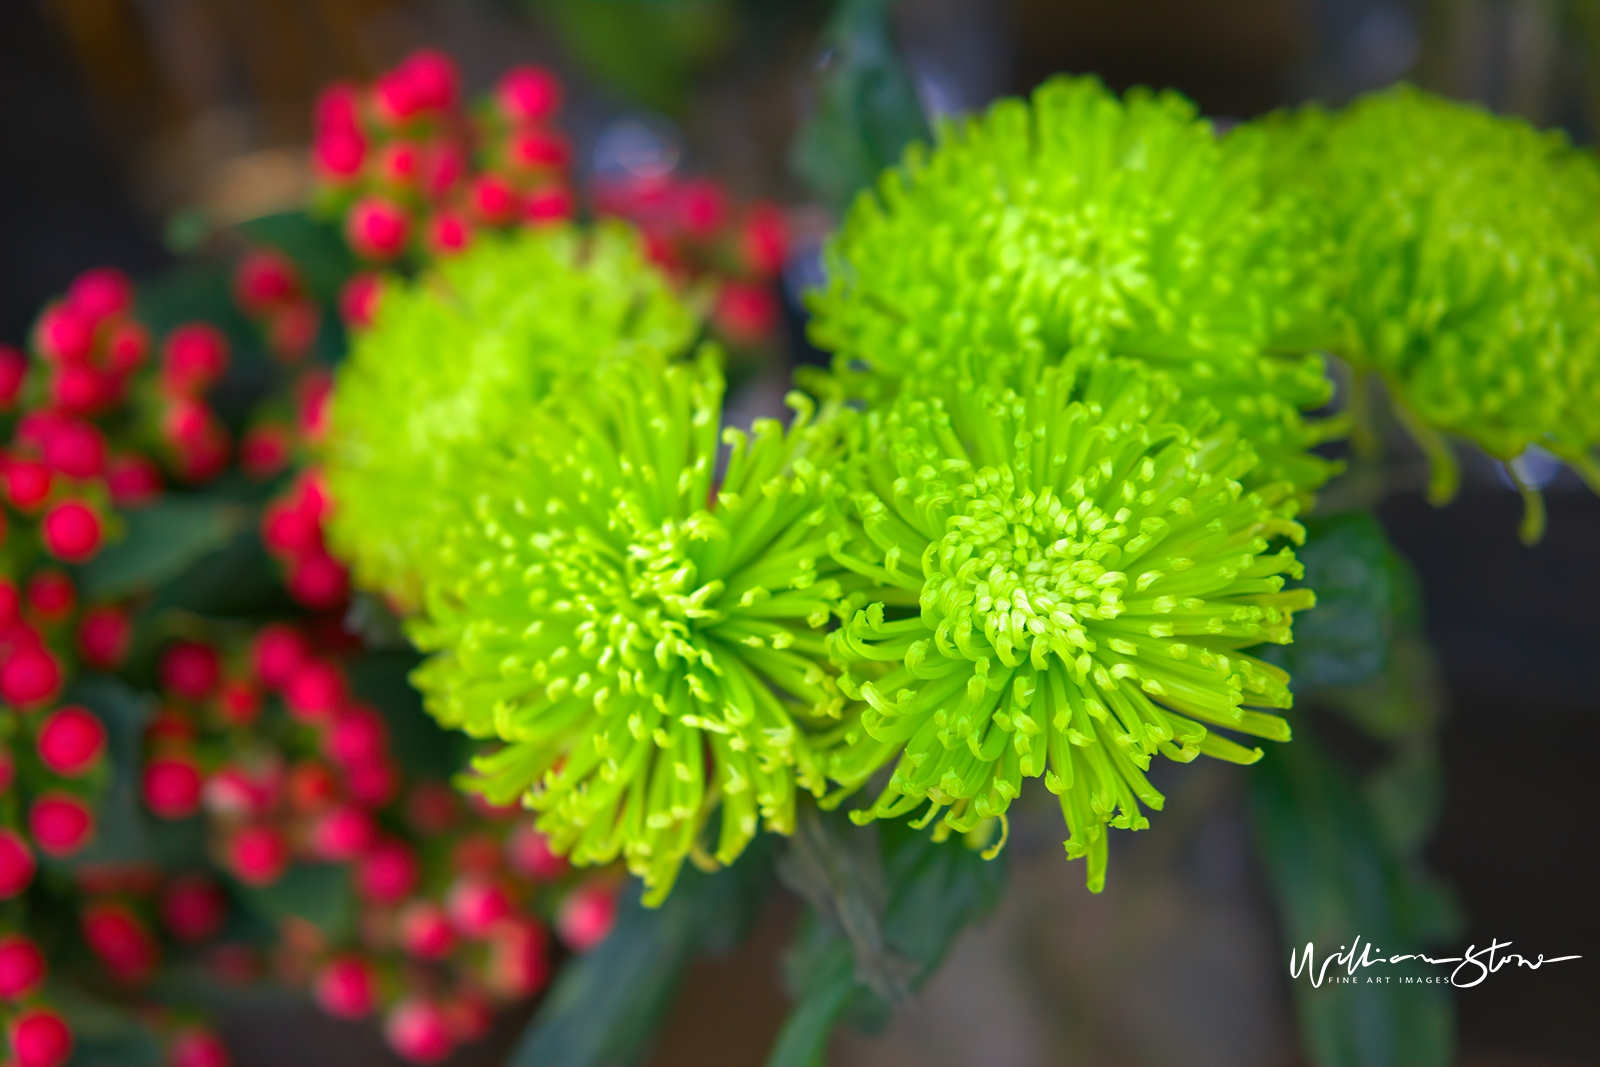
(161, 641, 221, 701)
(0, 830, 37, 898)
(161, 875, 227, 943)
(143, 754, 203, 819)
(314, 956, 376, 1019)
(228, 825, 288, 886)
(0, 934, 46, 999)
(41, 500, 103, 562)
(384, 997, 454, 1064)
(9, 1008, 73, 1067)
(36, 704, 106, 776)
(497, 65, 563, 124)
(29, 793, 94, 856)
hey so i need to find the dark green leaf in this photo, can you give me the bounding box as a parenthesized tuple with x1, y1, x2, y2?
(75, 500, 249, 603)
(235, 863, 354, 942)
(52, 985, 165, 1067)
(141, 527, 294, 619)
(510, 839, 774, 1067)
(789, 0, 929, 214)
(63, 676, 154, 867)
(345, 651, 469, 781)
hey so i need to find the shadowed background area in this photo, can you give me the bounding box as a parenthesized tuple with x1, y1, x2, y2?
(1, 2, 1595, 1065)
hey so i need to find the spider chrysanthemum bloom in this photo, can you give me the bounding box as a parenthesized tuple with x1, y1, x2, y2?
(326, 225, 696, 605)
(1241, 86, 1600, 533)
(806, 74, 1339, 492)
(821, 357, 1313, 891)
(407, 353, 865, 903)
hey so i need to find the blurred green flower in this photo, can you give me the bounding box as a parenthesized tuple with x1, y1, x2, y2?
(325, 225, 696, 606)
(805, 74, 1340, 493)
(408, 354, 866, 904)
(821, 357, 1313, 891)
(1241, 86, 1600, 537)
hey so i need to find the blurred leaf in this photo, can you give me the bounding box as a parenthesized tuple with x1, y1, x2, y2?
(531, 0, 735, 115)
(142, 527, 294, 619)
(510, 839, 774, 1067)
(75, 500, 249, 603)
(235, 863, 354, 942)
(52, 984, 165, 1067)
(61, 675, 154, 867)
(344, 651, 469, 780)
(768, 817, 1006, 1067)
(1248, 737, 1457, 1067)
(790, 0, 929, 215)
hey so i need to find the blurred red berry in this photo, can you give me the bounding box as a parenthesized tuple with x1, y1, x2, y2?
(557, 884, 618, 952)
(426, 211, 472, 256)
(204, 765, 275, 819)
(497, 65, 562, 123)
(25, 570, 75, 621)
(251, 625, 309, 689)
(311, 805, 377, 862)
(161, 875, 227, 943)
(445, 876, 512, 939)
(286, 760, 339, 813)
(216, 678, 262, 726)
(398, 901, 455, 959)
(297, 371, 334, 444)
(106, 453, 163, 507)
(48, 363, 103, 413)
(741, 202, 789, 277)
(347, 197, 411, 261)
(5, 460, 52, 510)
(385, 997, 454, 1064)
(524, 186, 575, 226)
(145, 708, 196, 744)
(0, 934, 46, 999)
(161, 641, 221, 701)
(287, 551, 349, 610)
(241, 424, 292, 479)
(268, 301, 319, 362)
(468, 174, 520, 225)
(234, 249, 300, 314)
(356, 839, 418, 904)
(29, 792, 94, 856)
(170, 1028, 230, 1067)
(450, 833, 500, 877)
(506, 822, 570, 882)
(261, 497, 322, 557)
(0, 580, 17, 622)
(0, 830, 37, 897)
(143, 754, 203, 819)
(339, 272, 382, 329)
(403, 50, 459, 112)
(66, 267, 133, 322)
(41, 500, 103, 562)
(713, 281, 780, 345)
(404, 782, 457, 835)
(284, 659, 346, 721)
(104, 319, 150, 374)
(485, 916, 549, 999)
(33, 304, 94, 365)
(0, 345, 28, 407)
(77, 606, 132, 669)
(314, 81, 362, 132)
(9, 1008, 72, 1067)
(314, 125, 367, 181)
(324, 706, 387, 767)
(506, 128, 569, 173)
(678, 179, 728, 238)
(175, 422, 232, 484)
(1, 645, 62, 709)
(162, 323, 230, 395)
(344, 758, 398, 809)
(42, 420, 106, 478)
(374, 140, 422, 190)
(82, 899, 159, 981)
(419, 141, 466, 200)
(228, 825, 288, 886)
(36, 705, 105, 777)
(315, 956, 377, 1019)
(442, 991, 493, 1042)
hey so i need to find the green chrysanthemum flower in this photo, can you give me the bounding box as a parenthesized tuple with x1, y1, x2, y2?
(806, 74, 1339, 491)
(1241, 85, 1600, 533)
(407, 353, 866, 904)
(326, 225, 696, 605)
(821, 357, 1313, 891)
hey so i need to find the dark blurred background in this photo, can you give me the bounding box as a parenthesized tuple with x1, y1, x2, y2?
(2, 2, 1595, 1065)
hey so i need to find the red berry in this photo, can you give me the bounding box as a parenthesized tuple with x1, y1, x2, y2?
(713, 281, 780, 344)
(42, 420, 107, 478)
(145, 709, 196, 744)
(485, 917, 549, 999)
(343, 758, 397, 809)
(0, 934, 46, 999)
(468, 174, 520, 226)
(403, 782, 457, 835)
(678, 179, 727, 238)
(313, 81, 362, 132)
(347, 197, 411, 261)
(240, 424, 292, 479)
(286, 551, 349, 610)
(161, 641, 221, 701)
(48, 363, 103, 413)
(234, 249, 299, 314)
(161, 875, 226, 942)
(425, 211, 472, 256)
(66, 267, 133, 322)
(34, 304, 94, 364)
(204, 766, 274, 819)
(310, 805, 376, 861)
(384, 997, 454, 1064)
(77, 606, 132, 669)
(161, 323, 230, 395)
(217, 678, 262, 726)
(0, 830, 37, 897)
(29, 792, 94, 856)
(2, 646, 62, 709)
(497, 66, 563, 124)
(228, 825, 287, 886)
(175, 423, 232, 484)
(741, 202, 788, 277)
(506, 823, 569, 882)
(324, 706, 387, 767)
(286, 761, 339, 813)
(339, 272, 382, 329)
(261, 497, 322, 557)
(0, 346, 28, 407)
(104, 319, 151, 374)
(5, 461, 52, 510)
(251, 625, 309, 689)
(445, 876, 512, 939)
(41, 500, 103, 562)
(9, 1008, 72, 1067)
(36, 704, 106, 776)
(419, 141, 465, 200)
(170, 1028, 230, 1067)
(283, 659, 345, 721)
(557, 884, 618, 952)
(25, 571, 75, 621)
(143, 754, 203, 819)
(164, 396, 212, 448)
(106, 453, 163, 507)
(524, 186, 575, 226)
(442, 991, 493, 1042)
(314, 125, 367, 181)
(506, 128, 570, 173)
(267, 301, 319, 363)
(356, 839, 418, 904)
(401, 50, 459, 113)
(397, 900, 455, 959)
(315, 956, 376, 1019)
(374, 140, 421, 189)
(297, 373, 334, 444)
(0, 581, 18, 622)
(81, 899, 159, 981)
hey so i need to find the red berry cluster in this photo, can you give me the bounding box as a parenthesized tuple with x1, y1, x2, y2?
(261, 468, 348, 611)
(132, 624, 616, 1064)
(313, 51, 573, 265)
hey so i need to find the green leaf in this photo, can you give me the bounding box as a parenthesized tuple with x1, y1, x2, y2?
(344, 650, 469, 781)
(60, 675, 155, 868)
(768, 815, 1006, 1067)
(51, 984, 165, 1067)
(789, 0, 929, 214)
(235, 863, 355, 942)
(75, 499, 249, 603)
(510, 839, 774, 1067)
(1248, 736, 1457, 1067)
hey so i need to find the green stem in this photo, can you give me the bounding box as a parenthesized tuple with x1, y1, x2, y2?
(1387, 386, 1459, 506)
(1503, 461, 1548, 546)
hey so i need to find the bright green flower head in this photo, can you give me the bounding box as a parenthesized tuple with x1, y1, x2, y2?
(821, 356, 1313, 891)
(806, 74, 1339, 492)
(326, 225, 697, 606)
(1241, 86, 1600, 524)
(407, 353, 865, 904)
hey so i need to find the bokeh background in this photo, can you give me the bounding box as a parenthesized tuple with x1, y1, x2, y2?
(2, 2, 1595, 1065)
